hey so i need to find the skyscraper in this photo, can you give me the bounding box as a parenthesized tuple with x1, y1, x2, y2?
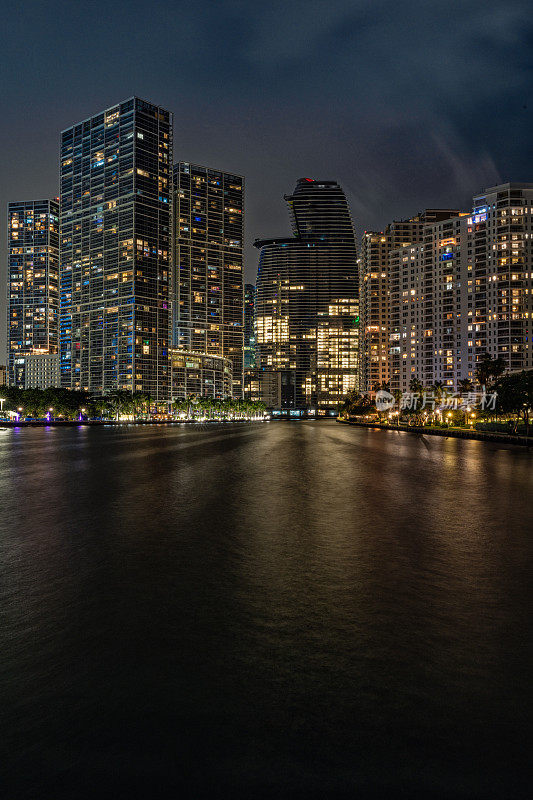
(7, 199, 59, 387)
(172, 162, 244, 397)
(388, 183, 533, 392)
(359, 210, 459, 393)
(468, 183, 533, 374)
(244, 283, 256, 368)
(389, 213, 468, 391)
(254, 178, 359, 413)
(59, 97, 172, 399)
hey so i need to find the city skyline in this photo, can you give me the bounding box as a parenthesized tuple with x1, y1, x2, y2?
(5, 123, 532, 406)
(1, 1, 532, 358)
(1, 7, 532, 798)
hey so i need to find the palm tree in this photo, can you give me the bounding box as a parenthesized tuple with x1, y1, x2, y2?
(107, 390, 135, 420)
(475, 354, 506, 388)
(458, 378, 473, 394)
(171, 398, 188, 418)
(432, 381, 444, 400)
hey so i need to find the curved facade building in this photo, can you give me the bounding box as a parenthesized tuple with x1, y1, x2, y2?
(254, 179, 359, 412)
(170, 349, 232, 400)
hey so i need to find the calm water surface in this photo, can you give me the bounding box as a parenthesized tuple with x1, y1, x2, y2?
(1, 421, 532, 798)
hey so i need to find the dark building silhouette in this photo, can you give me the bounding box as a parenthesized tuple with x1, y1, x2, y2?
(244, 283, 256, 368)
(254, 178, 359, 413)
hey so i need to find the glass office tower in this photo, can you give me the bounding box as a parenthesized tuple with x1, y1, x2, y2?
(60, 97, 172, 399)
(173, 162, 244, 397)
(7, 199, 59, 387)
(254, 178, 359, 412)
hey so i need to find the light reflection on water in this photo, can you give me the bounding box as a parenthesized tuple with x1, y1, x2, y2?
(0, 422, 531, 799)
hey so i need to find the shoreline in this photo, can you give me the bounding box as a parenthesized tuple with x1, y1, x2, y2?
(337, 418, 532, 447)
(0, 419, 265, 428)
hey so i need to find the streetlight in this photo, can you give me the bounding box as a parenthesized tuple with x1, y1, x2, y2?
(0, 398, 5, 413)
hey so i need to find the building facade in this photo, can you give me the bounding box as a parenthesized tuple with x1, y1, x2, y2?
(23, 352, 61, 389)
(170, 349, 232, 400)
(359, 210, 458, 393)
(244, 283, 256, 368)
(7, 199, 59, 387)
(59, 97, 172, 399)
(172, 162, 244, 397)
(243, 367, 281, 406)
(0, 365, 6, 386)
(468, 183, 533, 374)
(254, 178, 359, 413)
(389, 213, 466, 392)
(388, 183, 533, 392)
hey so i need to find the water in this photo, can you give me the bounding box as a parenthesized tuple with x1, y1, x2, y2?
(1, 421, 532, 799)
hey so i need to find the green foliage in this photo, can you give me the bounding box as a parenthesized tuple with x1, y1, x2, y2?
(458, 377, 474, 393)
(409, 377, 424, 394)
(475, 353, 506, 387)
(340, 390, 376, 417)
(0, 386, 92, 419)
(0, 387, 266, 421)
(493, 369, 533, 432)
(171, 395, 265, 420)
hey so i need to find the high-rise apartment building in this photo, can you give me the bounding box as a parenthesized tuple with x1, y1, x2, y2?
(59, 97, 172, 399)
(388, 183, 533, 392)
(7, 199, 59, 387)
(244, 283, 256, 368)
(389, 214, 467, 391)
(359, 210, 458, 393)
(172, 162, 244, 397)
(254, 178, 359, 412)
(468, 183, 533, 374)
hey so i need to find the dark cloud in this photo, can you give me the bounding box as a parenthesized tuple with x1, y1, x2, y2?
(1, 0, 532, 356)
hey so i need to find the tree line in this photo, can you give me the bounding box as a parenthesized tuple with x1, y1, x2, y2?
(342, 354, 533, 434)
(0, 386, 266, 421)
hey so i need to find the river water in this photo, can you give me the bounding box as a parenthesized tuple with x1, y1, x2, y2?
(1, 421, 532, 798)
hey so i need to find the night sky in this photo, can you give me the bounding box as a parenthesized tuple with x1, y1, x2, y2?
(1, 0, 532, 358)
